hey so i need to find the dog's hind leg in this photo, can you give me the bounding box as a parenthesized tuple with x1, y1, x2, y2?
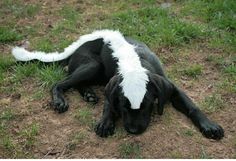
(76, 86, 98, 104)
(52, 60, 101, 113)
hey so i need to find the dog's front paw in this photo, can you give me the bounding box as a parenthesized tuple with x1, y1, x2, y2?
(95, 119, 115, 137)
(53, 98, 69, 113)
(83, 92, 98, 104)
(200, 121, 224, 140)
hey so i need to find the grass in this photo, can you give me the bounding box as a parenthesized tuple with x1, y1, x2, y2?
(0, 0, 40, 18)
(112, 127, 127, 139)
(168, 63, 203, 81)
(218, 78, 236, 93)
(182, 64, 203, 78)
(119, 142, 142, 159)
(201, 94, 224, 113)
(36, 64, 66, 88)
(12, 63, 38, 81)
(74, 107, 93, 126)
(169, 150, 183, 158)
(180, 0, 236, 31)
(20, 123, 39, 148)
(224, 64, 236, 75)
(32, 38, 55, 53)
(199, 146, 212, 159)
(0, 56, 14, 70)
(0, 27, 22, 43)
(1, 135, 15, 150)
(183, 129, 194, 137)
(0, 109, 15, 121)
(0, 109, 38, 158)
(102, 7, 206, 48)
(205, 54, 236, 93)
(59, 5, 81, 22)
(179, 0, 236, 52)
(67, 131, 87, 150)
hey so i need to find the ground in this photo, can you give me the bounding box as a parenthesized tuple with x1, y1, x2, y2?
(0, 0, 236, 159)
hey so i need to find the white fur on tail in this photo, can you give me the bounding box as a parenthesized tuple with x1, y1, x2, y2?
(11, 29, 149, 109)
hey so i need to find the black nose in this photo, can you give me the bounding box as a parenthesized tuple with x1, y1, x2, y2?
(125, 125, 145, 134)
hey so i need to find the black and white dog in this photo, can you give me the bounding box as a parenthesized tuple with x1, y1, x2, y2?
(12, 30, 224, 139)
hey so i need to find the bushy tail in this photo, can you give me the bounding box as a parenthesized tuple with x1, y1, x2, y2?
(11, 29, 123, 62)
(11, 44, 77, 63)
(11, 32, 94, 62)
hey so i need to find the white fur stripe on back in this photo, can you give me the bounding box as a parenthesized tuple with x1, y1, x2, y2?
(11, 29, 149, 109)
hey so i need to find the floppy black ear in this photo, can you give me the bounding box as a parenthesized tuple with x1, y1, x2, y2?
(105, 75, 121, 106)
(148, 73, 174, 115)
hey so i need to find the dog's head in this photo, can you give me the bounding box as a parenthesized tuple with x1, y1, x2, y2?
(105, 73, 174, 134)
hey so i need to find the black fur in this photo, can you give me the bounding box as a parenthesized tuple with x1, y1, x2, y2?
(51, 37, 224, 140)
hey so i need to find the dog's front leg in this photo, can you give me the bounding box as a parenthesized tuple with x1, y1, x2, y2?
(171, 88, 224, 140)
(95, 99, 116, 137)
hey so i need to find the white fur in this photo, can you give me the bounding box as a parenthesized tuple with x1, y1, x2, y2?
(11, 29, 149, 109)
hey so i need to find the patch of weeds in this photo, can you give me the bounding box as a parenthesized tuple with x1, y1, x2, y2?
(224, 64, 236, 75)
(0, 109, 15, 121)
(0, 123, 6, 135)
(180, 0, 236, 52)
(183, 129, 194, 137)
(127, 0, 156, 6)
(113, 127, 127, 139)
(0, 68, 5, 85)
(20, 123, 39, 148)
(32, 37, 55, 53)
(0, 27, 22, 43)
(1, 0, 40, 18)
(0, 56, 14, 70)
(119, 142, 142, 159)
(54, 5, 81, 36)
(218, 77, 236, 93)
(32, 88, 46, 100)
(200, 146, 212, 159)
(88, 119, 97, 132)
(201, 94, 224, 113)
(0, 56, 14, 84)
(67, 131, 86, 150)
(36, 64, 66, 88)
(56, 38, 74, 51)
(209, 31, 236, 52)
(180, 0, 236, 31)
(12, 63, 38, 83)
(52, 20, 79, 35)
(103, 7, 205, 48)
(182, 64, 203, 78)
(74, 108, 93, 126)
(169, 150, 183, 158)
(22, 23, 43, 37)
(59, 5, 81, 22)
(33, 36, 74, 53)
(205, 54, 225, 66)
(1, 135, 15, 150)
(21, 4, 40, 18)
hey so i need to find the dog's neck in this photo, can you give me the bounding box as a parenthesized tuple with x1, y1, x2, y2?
(95, 30, 149, 109)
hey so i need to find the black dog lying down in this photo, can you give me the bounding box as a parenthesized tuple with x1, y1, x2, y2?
(12, 30, 224, 140)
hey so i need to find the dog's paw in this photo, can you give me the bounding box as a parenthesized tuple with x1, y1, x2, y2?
(200, 121, 224, 140)
(52, 98, 69, 113)
(95, 119, 115, 137)
(83, 91, 98, 104)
